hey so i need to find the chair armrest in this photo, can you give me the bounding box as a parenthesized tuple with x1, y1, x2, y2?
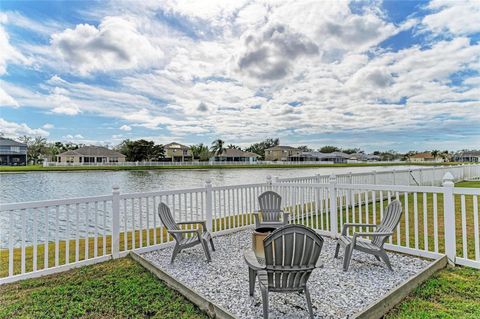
(352, 232, 393, 244)
(243, 250, 265, 271)
(168, 229, 201, 235)
(177, 220, 207, 229)
(341, 223, 378, 235)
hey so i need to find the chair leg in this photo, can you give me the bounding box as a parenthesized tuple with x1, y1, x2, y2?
(260, 285, 269, 319)
(378, 250, 393, 271)
(334, 242, 341, 258)
(210, 237, 215, 251)
(343, 244, 353, 271)
(248, 267, 257, 297)
(304, 286, 314, 319)
(201, 239, 212, 262)
(170, 244, 181, 264)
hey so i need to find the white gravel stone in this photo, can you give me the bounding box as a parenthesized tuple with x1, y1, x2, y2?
(142, 229, 431, 319)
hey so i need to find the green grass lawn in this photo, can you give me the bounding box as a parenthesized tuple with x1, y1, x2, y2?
(387, 266, 480, 319)
(0, 162, 463, 172)
(0, 256, 207, 319)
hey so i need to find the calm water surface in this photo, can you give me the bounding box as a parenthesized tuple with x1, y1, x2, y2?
(1, 166, 413, 204)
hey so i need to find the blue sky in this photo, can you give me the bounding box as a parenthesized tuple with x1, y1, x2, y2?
(0, 0, 479, 152)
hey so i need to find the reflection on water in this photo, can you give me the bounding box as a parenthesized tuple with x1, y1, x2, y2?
(1, 166, 415, 203)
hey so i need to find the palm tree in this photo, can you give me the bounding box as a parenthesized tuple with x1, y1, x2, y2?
(227, 144, 241, 150)
(211, 139, 226, 155)
(431, 150, 440, 159)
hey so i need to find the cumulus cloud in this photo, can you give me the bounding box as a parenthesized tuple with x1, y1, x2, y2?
(237, 24, 318, 80)
(197, 102, 208, 112)
(422, 0, 480, 35)
(48, 87, 81, 115)
(42, 123, 54, 129)
(119, 124, 132, 131)
(51, 16, 164, 75)
(0, 86, 19, 107)
(0, 118, 49, 137)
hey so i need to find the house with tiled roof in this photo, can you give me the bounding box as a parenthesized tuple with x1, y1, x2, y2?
(265, 145, 301, 161)
(57, 146, 126, 164)
(210, 148, 258, 163)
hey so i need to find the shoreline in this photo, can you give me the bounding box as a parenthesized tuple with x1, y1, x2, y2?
(0, 162, 462, 173)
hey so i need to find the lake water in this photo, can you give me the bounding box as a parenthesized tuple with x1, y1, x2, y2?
(0, 166, 415, 204)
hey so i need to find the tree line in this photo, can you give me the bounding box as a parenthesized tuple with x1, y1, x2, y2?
(11, 134, 467, 163)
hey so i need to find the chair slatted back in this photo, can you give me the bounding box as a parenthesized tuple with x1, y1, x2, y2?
(263, 225, 323, 291)
(158, 203, 182, 241)
(258, 191, 283, 222)
(372, 200, 403, 247)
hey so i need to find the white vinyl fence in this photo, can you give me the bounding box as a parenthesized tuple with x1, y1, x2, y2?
(277, 164, 480, 186)
(1, 166, 479, 284)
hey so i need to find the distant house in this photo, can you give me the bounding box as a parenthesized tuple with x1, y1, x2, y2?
(210, 148, 258, 163)
(453, 151, 480, 163)
(57, 146, 126, 164)
(265, 146, 301, 161)
(288, 151, 351, 163)
(408, 152, 444, 163)
(163, 142, 192, 162)
(0, 137, 27, 166)
(348, 153, 381, 163)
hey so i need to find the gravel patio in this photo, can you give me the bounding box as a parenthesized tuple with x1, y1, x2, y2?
(142, 228, 432, 319)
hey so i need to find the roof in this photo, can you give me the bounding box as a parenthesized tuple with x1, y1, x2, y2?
(0, 137, 27, 147)
(164, 142, 189, 150)
(265, 145, 299, 151)
(58, 146, 126, 157)
(455, 151, 480, 157)
(215, 148, 259, 158)
(293, 151, 351, 159)
(410, 152, 435, 159)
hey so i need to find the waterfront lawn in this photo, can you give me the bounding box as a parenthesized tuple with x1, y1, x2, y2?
(386, 265, 480, 319)
(0, 162, 462, 172)
(0, 256, 207, 319)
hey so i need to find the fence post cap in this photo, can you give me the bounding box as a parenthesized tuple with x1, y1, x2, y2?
(112, 185, 120, 192)
(329, 174, 337, 182)
(205, 179, 212, 185)
(442, 172, 454, 186)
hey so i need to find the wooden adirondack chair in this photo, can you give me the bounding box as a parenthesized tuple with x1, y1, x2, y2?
(158, 202, 214, 263)
(253, 191, 289, 229)
(334, 199, 403, 271)
(244, 225, 324, 319)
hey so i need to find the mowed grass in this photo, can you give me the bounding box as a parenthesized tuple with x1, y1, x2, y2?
(386, 266, 480, 319)
(0, 162, 463, 172)
(0, 256, 207, 319)
(0, 213, 256, 278)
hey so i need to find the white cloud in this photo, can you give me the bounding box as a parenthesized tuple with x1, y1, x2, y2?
(119, 124, 132, 131)
(42, 123, 54, 129)
(0, 86, 19, 107)
(422, 0, 480, 35)
(0, 25, 30, 75)
(0, 118, 49, 137)
(48, 87, 81, 115)
(51, 16, 164, 75)
(1, 0, 479, 151)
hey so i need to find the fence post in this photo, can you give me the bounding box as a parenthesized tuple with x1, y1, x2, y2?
(266, 175, 272, 190)
(329, 174, 338, 236)
(373, 170, 377, 185)
(112, 186, 120, 259)
(205, 180, 213, 231)
(442, 172, 456, 265)
(392, 169, 396, 185)
(316, 174, 321, 183)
